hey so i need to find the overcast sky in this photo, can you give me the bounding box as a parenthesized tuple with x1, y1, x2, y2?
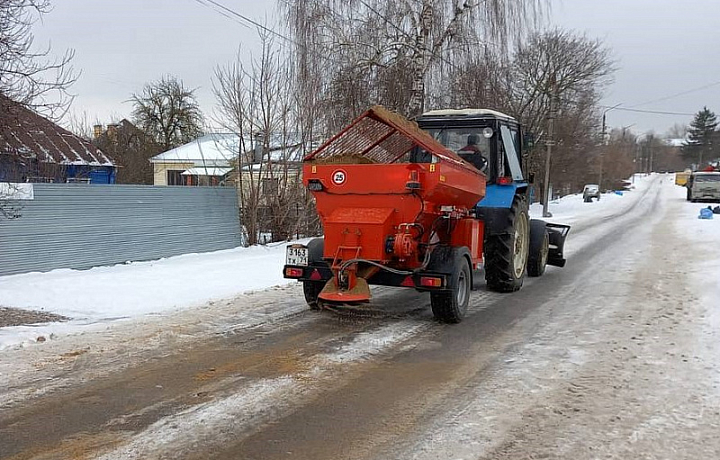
(33, 0, 720, 136)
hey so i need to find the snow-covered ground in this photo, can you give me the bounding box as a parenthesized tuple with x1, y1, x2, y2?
(1, 173, 716, 351)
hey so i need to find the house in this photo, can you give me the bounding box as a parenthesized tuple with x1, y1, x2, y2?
(0, 95, 116, 183)
(93, 119, 159, 185)
(149, 133, 304, 187)
(149, 133, 238, 186)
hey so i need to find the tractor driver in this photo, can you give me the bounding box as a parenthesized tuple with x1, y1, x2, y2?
(458, 134, 488, 173)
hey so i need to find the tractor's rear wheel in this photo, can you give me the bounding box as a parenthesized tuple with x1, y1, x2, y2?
(527, 219, 549, 277)
(303, 280, 325, 310)
(431, 255, 471, 323)
(303, 238, 327, 310)
(484, 198, 530, 292)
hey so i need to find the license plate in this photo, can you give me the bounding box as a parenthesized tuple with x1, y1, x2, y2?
(286, 245, 309, 266)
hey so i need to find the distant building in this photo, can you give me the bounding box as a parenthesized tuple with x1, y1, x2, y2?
(0, 95, 116, 183)
(149, 133, 238, 186)
(93, 119, 159, 185)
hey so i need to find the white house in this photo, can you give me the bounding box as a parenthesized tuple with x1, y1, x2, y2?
(149, 134, 243, 186)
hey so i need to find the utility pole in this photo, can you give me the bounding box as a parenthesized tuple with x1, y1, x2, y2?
(542, 78, 557, 218)
(599, 112, 606, 190)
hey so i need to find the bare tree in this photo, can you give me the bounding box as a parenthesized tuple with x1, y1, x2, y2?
(497, 29, 614, 194)
(130, 76, 204, 151)
(214, 33, 308, 245)
(282, 0, 545, 128)
(665, 123, 688, 140)
(0, 0, 76, 118)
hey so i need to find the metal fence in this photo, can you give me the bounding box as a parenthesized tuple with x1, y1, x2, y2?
(0, 184, 242, 277)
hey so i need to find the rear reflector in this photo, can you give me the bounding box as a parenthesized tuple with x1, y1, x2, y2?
(497, 176, 513, 185)
(309, 269, 322, 281)
(420, 276, 443, 287)
(285, 267, 304, 278)
(400, 276, 415, 287)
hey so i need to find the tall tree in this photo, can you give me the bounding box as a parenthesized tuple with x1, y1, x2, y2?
(499, 29, 614, 194)
(683, 106, 718, 168)
(0, 0, 76, 117)
(130, 76, 204, 151)
(282, 0, 545, 130)
(214, 33, 308, 245)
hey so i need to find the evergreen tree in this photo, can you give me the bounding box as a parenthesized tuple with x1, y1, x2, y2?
(683, 106, 718, 167)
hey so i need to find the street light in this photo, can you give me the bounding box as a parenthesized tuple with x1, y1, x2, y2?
(601, 103, 623, 144)
(598, 103, 623, 189)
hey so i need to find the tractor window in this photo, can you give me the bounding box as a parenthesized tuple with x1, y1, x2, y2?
(424, 127, 492, 175)
(500, 125, 524, 181)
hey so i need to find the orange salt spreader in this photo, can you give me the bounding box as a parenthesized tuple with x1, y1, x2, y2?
(283, 106, 488, 321)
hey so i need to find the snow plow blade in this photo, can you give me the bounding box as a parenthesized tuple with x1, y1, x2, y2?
(319, 277, 371, 303)
(546, 223, 570, 267)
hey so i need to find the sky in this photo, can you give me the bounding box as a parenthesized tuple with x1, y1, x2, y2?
(30, 0, 720, 137)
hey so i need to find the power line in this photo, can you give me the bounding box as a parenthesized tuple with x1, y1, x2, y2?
(628, 79, 720, 108)
(600, 106, 694, 116)
(191, 0, 295, 44)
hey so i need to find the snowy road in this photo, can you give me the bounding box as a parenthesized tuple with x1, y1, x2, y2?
(1, 175, 719, 459)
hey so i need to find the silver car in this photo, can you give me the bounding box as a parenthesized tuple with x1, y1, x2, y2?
(583, 184, 601, 202)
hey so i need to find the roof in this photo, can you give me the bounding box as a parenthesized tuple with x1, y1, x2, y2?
(181, 167, 233, 176)
(150, 133, 239, 166)
(665, 138, 688, 147)
(0, 95, 115, 166)
(150, 133, 303, 167)
(420, 108, 516, 121)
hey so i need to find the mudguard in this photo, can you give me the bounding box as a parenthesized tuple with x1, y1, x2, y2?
(545, 223, 570, 267)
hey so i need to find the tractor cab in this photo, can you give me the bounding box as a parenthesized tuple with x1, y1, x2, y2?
(416, 108, 527, 207)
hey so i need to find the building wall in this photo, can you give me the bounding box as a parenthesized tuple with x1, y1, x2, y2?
(152, 162, 194, 185)
(0, 184, 242, 276)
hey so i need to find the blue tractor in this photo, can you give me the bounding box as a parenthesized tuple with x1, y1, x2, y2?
(416, 108, 569, 292)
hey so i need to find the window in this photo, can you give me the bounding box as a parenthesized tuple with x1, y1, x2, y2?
(167, 170, 184, 186)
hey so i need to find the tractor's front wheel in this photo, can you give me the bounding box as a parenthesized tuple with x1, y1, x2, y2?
(484, 198, 530, 292)
(431, 255, 471, 323)
(527, 219, 549, 277)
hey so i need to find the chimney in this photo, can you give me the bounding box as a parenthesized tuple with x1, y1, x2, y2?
(107, 124, 118, 143)
(93, 124, 103, 139)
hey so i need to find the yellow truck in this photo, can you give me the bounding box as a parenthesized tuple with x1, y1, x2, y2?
(675, 170, 691, 187)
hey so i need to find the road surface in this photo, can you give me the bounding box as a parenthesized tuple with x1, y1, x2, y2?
(1, 176, 719, 459)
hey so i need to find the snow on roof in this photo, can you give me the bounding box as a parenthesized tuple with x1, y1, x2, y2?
(0, 95, 115, 166)
(665, 138, 687, 147)
(181, 167, 233, 176)
(420, 108, 516, 120)
(150, 133, 304, 167)
(150, 133, 241, 166)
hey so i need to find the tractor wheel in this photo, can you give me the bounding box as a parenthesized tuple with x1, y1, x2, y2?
(484, 197, 530, 292)
(527, 219, 549, 277)
(303, 237, 326, 310)
(431, 255, 471, 323)
(303, 280, 325, 310)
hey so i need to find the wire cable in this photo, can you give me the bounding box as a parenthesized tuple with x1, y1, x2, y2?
(628, 79, 720, 109)
(599, 106, 695, 116)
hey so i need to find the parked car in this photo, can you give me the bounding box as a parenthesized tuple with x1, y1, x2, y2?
(583, 184, 601, 202)
(686, 171, 720, 202)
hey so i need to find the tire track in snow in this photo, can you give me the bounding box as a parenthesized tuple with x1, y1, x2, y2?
(92, 320, 429, 460)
